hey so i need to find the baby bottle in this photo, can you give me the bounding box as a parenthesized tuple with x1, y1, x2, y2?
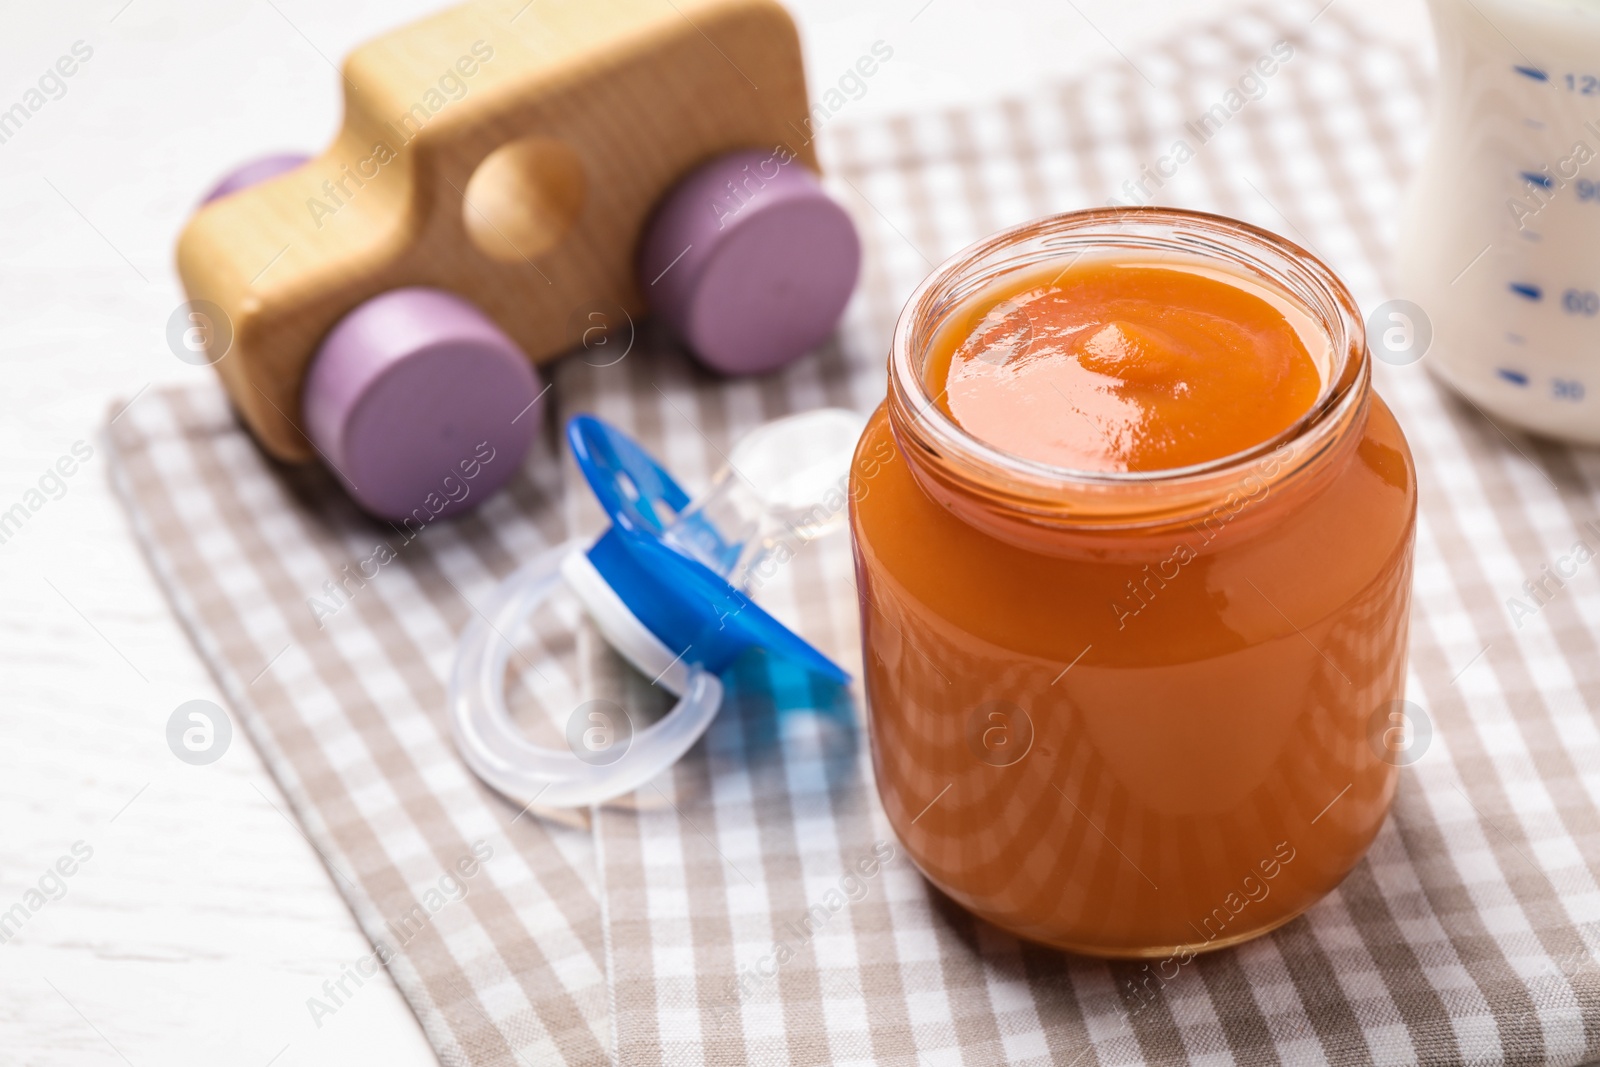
(1398, 0, 1600, 443)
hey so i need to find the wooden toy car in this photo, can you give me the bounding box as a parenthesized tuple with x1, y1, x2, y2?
(175, 0, 860, 520)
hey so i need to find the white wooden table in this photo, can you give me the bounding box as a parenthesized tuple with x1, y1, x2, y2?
(0, 0, 1425, 1062)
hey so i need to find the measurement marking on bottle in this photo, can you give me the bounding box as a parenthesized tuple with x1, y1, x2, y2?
(1525, 118, 1548, 129)
(1510, 283, 1543, 300)
(1507, 333, 1525, 344)
(1523, 171, 1554, 189)
(1497, 367, 1531, 386)
(1563, 288, 1599, 315)
(1515, 65, 1550, 82)
(1523, 231, 1543, 242)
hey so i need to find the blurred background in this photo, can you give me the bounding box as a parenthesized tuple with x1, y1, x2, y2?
(0, 0, 1428, 1063)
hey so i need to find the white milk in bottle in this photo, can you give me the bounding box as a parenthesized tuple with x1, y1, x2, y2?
(1399, 0, 1600, 443)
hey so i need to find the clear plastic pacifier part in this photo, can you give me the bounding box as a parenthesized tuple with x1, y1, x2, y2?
(448, 408, 864, 809)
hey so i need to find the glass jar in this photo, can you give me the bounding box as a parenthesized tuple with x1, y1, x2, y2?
(849, 207, 1417, 959)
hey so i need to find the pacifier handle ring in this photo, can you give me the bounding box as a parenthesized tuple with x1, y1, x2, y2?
(447, 540, 724, 810)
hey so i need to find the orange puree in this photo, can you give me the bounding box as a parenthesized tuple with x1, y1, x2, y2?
(930, 260, 1323, 471)
(850, 228, 1416, 959)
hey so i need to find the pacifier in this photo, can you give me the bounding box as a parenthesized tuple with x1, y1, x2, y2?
(448, 407, 864, 809)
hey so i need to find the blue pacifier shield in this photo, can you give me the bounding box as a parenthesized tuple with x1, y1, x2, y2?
(567, 415, 849, 686)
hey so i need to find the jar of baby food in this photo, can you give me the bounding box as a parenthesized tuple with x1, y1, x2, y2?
(850, 207, 1416, 958)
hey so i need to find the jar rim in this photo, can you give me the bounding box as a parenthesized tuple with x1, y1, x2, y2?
(886, 206, 1370, 529)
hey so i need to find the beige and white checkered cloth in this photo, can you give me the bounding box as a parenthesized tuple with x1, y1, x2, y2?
(108, 4, 1600, 1064)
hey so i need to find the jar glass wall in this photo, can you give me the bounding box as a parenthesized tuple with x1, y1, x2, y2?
(848, 208, 1417, 959)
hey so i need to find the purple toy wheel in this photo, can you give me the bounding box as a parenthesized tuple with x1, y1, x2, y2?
(302, 287, 543, 522)
(638, 149, 861, 375)
(200, 152, 312, 205)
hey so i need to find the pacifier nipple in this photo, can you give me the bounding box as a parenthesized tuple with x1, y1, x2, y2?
(664, 408, 865, 589)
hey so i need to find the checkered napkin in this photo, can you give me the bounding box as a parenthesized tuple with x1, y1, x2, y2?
(108, 4, 1600, 1064)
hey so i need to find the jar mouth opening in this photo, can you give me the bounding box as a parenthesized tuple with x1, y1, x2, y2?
(888, 207, 1369, 509)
